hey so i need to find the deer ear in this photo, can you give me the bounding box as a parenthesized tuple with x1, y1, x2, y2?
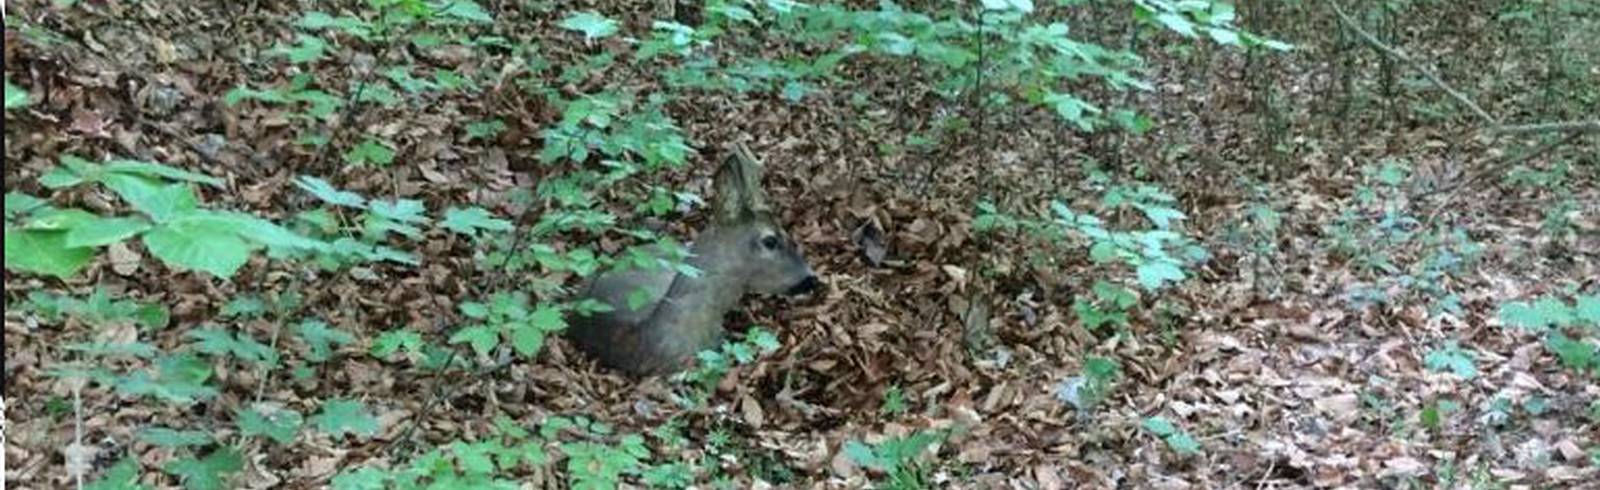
(711, 143, 769, 223)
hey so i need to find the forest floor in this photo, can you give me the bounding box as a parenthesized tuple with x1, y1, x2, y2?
(5, 1, 1598, 489)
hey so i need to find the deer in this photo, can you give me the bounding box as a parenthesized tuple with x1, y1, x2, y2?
(567, 143, 820, 375)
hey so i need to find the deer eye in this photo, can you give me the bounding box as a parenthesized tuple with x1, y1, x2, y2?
(760, 235, 781, 250)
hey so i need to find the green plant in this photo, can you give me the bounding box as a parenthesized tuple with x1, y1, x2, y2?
(1326, 160, 1482, 314)
(1141, 416, 1201, 455)
(5, 156, 325, 279)
(976, 182, 1207, 294)
(1424, 340, 1479, 379)
(881, 384, 908, 417)
(19, 287, 170, 329)
(844, 429, 949, 490)
(1056, 356, 1121, 411)
(1498, 293, 1600, 376)
(5, 77, 30, 110)
(673, 327, 782, 404)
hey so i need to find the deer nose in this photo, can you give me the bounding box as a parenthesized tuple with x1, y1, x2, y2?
(787, 275, 821, 296)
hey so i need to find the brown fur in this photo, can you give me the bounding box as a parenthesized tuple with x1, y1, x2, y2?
(567, 145, 817, 375)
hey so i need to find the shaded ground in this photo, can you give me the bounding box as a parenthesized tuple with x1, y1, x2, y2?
(5, 1, 1598, 488)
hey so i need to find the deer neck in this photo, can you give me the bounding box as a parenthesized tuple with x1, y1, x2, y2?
(639, 237, 745, 367)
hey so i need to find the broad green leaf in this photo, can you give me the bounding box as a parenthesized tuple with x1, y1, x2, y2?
(311, 399, 379, 439)
(371, 329, 423, 358)
(1206, 27, 1240, 45)
(5, 192, 50, 221)
(237, 404, 303, 445)
(101, 175, 198, 223)
(441, 206, 513, 237)
(105, 160, 224, 187)
(187, 210, 326, 252)
(138, 427, 213, 448)
(298, 12, 373, 39)
(559, 11, 619, 40)
(296, 320, 355, 363)
(330, 467, 389, 490)
(343, 139, 395, 167)
(1165, 431, 1202, 455)
(1141, 416, 1178, 436)
(449, 325, 499, 357)
(509, 323, 546, 357)
(5, 78, 30, 109)
(66, 341, 159, 358)
(1136, 261, 1185, 290)
(1499, 298, 1574, 331)
(142, 221, 255, 278)
(1575, 295, 1600, 327)
(530, 305, 566, 332)
(436, 0, 493, 23)
(369, 199, 428, 224)
(220, 296, 266, 319)
(1139, 205, 1187, 229)
(163, 447, 243, 490)
(4, 228, 95, 277)
(272, 33, 329, 63)
(1424, 342, 1478, 379)
(1155, 12, 1197, 37)
(86, 457, 149, 490)
(24, 208, 98, 231)
(65, 216, 151, 248)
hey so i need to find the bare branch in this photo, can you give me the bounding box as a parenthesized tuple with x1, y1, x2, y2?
(1328, 1, 1498, 126)
(1492, 120, 1600, 135)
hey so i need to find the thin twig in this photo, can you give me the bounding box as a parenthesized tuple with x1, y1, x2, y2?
(1327, 0, 1497, 126)
(1491, 119, 1600, 135)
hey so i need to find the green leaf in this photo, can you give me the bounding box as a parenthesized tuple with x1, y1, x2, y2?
(298, 12, 374, 39)
(138, 427, 213, 448)
(4, 228, 96, 277)
(1499, 298, 1574, 331)
(1135, 261, 1186, 290)
(220, 296, 266, 319)
(237, 404, 304, 445)
(441, 206, 513, 238)
(272, 33, 329, 63)
(296, 319, 354, 363)
(311, 399, 379, 439)
(1165, 431, 1202, 455)
(369, 199, 428, 225)
(465, 119, 507, 141)
(371, 329, 423, 359)
(66, 216, 151, 248)
(1141, 416, 1178, 436)
(1206, 27, 1240, 45)
(1138, 205, 1187, 229)
(559, 11, 619, 40)
(1155, 12, 1197, 37)
(1575, 295, 1600, 327)
(530, 305, 566, 332)
(436, 0, 494, 23)
(1546, 332, 1598, 373)
(1424, 342, 1478, 379)
(509, 324, 543, 356)
(449, 325, 499, 357)
(163, 447, 243, 490)
(344, 139, 396, 167)
(101, 175, 198, 223)
(295, 175, 367, 208)
(5, 192, 50, 221)
(86, 457, 149, 490)
(330, 467, 389, 490)
(105, 159, 224, 187)
(5, 78, 30, 109)
(143, 220, 255, 278)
